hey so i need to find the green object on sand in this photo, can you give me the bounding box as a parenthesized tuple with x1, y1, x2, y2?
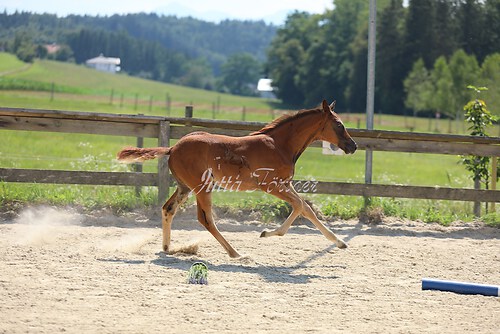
(187, 262, 208, 285)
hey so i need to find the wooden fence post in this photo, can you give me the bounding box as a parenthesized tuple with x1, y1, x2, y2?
(491, 157, 497, 212)
(165, 93, 171, 116)
(109, 89, 114, 105)
(185, 105, 193, 118)
(473, 177, 481, 217)
(185, 105, 193, 127)
(134, 114, 144, 197)
(158, 120, 171, 205)
(50, 82, 55, 101)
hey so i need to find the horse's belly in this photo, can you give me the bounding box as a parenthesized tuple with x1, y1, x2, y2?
(207, 163, 292, 194)
(206, 165, 258, 192)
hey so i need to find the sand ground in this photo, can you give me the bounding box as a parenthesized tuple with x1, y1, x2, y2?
(0, 206, 499, 333)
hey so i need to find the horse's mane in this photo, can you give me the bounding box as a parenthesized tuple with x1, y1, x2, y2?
(250, 108, 323, 135)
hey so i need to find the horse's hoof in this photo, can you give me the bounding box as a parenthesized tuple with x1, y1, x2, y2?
(162, 245, 169, 253)
(337, 241, 348, 249)
(260, 230, 269, 238)
(229, 252, 242, 258)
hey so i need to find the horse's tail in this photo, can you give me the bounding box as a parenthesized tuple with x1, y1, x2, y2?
(116, 146, 171, 163)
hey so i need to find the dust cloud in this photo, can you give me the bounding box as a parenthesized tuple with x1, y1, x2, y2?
(12, 206, 83, 246)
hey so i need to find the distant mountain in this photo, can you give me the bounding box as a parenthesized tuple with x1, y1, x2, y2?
(260, 9, 292, 25)
(154, 2, 291, 25)
(155, 2, 232, 23)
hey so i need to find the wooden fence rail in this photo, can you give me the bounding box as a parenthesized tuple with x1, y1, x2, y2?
(1, 107, 499, 206)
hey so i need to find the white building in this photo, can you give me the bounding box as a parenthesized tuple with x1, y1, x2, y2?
(85, 54, 121, 74)
(257, 78, 276, 99)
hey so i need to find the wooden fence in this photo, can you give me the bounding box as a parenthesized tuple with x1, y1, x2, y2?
(0, 107, 499, 207)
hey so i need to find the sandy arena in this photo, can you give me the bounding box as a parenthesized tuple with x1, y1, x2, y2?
(0, 206, 498, 333)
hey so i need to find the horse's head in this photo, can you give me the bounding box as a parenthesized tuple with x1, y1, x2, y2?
(319, 99, 357, 154)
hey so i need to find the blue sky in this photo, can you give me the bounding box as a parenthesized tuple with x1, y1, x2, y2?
(2, 0, 334, 25)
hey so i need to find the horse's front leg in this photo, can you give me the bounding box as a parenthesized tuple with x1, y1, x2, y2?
(260, 183, 303, 238)
(301, 200, 347, 249)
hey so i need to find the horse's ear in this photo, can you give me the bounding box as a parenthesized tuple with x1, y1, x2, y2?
(330, 100, 336, 111)
(321, 99, 329, 113)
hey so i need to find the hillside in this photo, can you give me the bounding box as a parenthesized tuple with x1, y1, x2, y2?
(0, 12, 277, 77)
(0, 52, 277, 120)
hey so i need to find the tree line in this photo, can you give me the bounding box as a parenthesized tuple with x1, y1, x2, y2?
(2, 1, 500, 115)
(0, 11, 275, 95)
(267, 0, 500, 117)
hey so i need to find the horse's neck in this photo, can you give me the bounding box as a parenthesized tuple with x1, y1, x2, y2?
(269, 113, 325, 163)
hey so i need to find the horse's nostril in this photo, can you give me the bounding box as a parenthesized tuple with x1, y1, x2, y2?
(349, 141, 357, 154)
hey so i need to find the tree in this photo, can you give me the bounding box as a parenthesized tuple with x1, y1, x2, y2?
(54, 45, 74, 62)
(377, 0, 406, 114)
(268, 39, 306, 105)
(448, 49, 480, 118)
(432, 0, 459, 60)
(35, 44, 48, 59)
(12, 31, 36, 62)
(403, 0, 436, 69)
(15, 44, 36, 63)
(483, 0, 500, 57)
(460, 86, 497, 215)
(219, 53, 261, 96)
(479, 53, 500, 117)
(177, 59, 213, 89)
(346, 24, 368, 113)
(404, 59, 433, 117)
(267, 12, 315, 105)
(430, 56, 454, 118)
(459, 0, 488, 61)
(314, 0, 367, 109)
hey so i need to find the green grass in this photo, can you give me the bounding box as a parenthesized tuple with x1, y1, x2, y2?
(0, 52, 497, 224)
(482, 212, 500, 227)
(0, 53, 28, 74)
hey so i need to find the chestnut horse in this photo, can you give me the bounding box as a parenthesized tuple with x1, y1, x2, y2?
(117, 100, 357, 258)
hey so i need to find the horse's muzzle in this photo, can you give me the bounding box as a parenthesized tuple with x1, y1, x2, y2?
(343, 139, 357, 154)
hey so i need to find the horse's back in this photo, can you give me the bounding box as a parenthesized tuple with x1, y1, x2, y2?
(174, 131, 273, 152)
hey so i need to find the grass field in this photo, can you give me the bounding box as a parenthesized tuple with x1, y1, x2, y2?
(0, 52, 498, 224)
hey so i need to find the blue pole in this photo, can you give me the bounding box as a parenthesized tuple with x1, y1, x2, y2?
(422, 278, 499, 297)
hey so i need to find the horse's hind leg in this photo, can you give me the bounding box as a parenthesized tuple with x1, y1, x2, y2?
(195, 192, 241, 258)
(162, 184, 190, 253)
